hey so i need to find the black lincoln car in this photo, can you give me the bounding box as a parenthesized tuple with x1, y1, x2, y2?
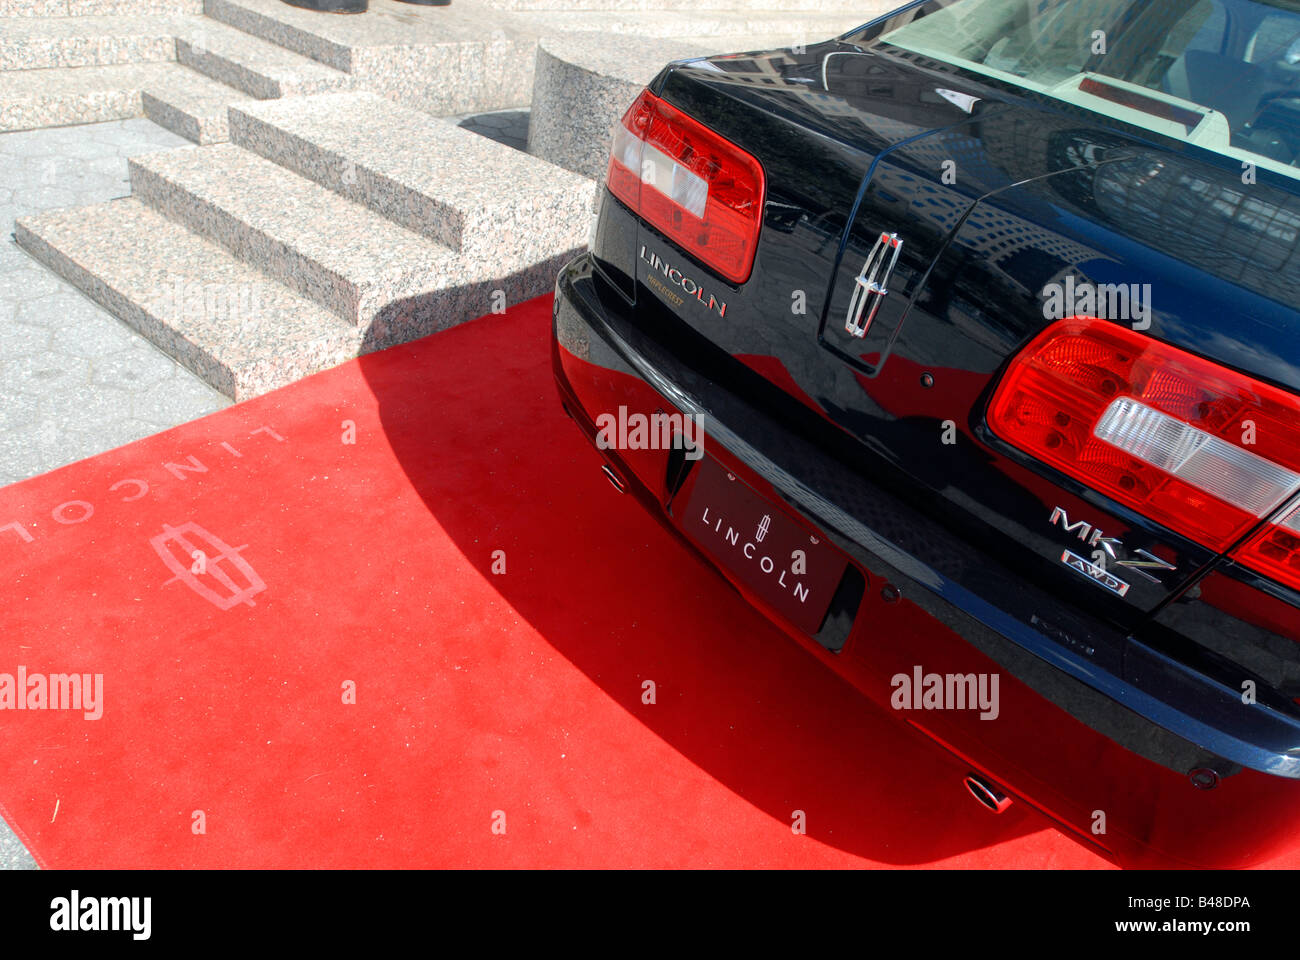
(552, 0, 1300, 867)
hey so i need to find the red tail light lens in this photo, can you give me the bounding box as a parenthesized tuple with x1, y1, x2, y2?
(1235, 500, 1300, 591)
(987, 318, 1300, 566)
(606, 88, 765, 285)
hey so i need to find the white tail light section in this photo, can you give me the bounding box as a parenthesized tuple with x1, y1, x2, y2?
(1095, 398, 1300, 519)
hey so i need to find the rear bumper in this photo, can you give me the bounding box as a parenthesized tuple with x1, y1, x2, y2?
(552, 251, 1300, 867)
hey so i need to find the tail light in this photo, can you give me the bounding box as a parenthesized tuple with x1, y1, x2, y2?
(606, 88, 765, 285)
(1235, 499, 1300, 590)
(988, 318, 1300, 589)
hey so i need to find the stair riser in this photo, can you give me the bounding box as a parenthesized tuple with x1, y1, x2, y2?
(176, 37, 278, 98)
(203, 0, 351, 71)
(1, 90, 142, 131)
(0, 0, 67, 16)
(0, 0, 202, 13)
(0, 35, 176, 71)
(141, 90, 228, 143)
(350, 41, 537, 116)
(129, 158, 368, 324)
(176, 37, 352, 99)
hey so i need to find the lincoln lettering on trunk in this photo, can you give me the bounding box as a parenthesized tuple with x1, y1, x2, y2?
(639, 245, 728, 317)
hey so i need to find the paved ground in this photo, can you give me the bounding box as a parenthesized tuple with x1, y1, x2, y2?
(0, 119, 231, 493)
(1, 118, 236, 868)
(453, 109, 529, 153)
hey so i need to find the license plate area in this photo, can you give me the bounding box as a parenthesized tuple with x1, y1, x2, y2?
(671, 456, 849, 636)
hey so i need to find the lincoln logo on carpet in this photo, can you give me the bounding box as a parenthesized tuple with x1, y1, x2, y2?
(150, 521, 266, 611)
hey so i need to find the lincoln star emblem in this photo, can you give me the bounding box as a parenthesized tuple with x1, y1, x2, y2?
(846, 232, 903, 338)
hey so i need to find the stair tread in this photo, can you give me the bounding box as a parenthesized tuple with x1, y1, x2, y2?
(129, 142, 460, 296)
(237, 92, 585, 200)
(0, 13, 196, 70)
(14, 198, 360, 397)
(141, 63, 254, 112)
(229, 91, 593, 265)
(3, 59, 173, 93)
(0, 12, 191, 39)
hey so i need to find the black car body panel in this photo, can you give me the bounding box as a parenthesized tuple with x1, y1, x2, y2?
(553, 0, 1300, 866)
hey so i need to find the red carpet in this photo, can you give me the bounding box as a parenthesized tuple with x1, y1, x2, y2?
(0, 294, 1147, 868)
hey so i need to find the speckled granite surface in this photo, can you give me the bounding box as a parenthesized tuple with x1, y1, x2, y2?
(141, 65, 255, 143)
(0, 0, 67, 14)
(1, 61, 174, 132)
(203, 0, 539, 112)
(176, 17, 355, 99)
(528, 33, 710, 181)
(16, 192, 582, 399)
(15, 199, 361, 399)
(69, 0, 202, 12)
(15, 89, 593, 399)
(231, 93, 593, 270)
(0, 15, 194, 71)
(206, 0, 539, 65)
(0, 0, 200, 13)
(129, 142, 461, 323)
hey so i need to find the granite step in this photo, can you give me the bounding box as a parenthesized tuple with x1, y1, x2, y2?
(202, 0, 354, 71)
(0, 0, 67, 14)
(1, 0, 201, 15)
(127, 141, 462, 324)
(202, 0, 539, 113)
(0, 61, 174, 131)
(229, 92, 594, 272)
(141, 63, 257, 143)
(14, 198, 361, 400)
(0, 14, 190, 70)
(177, 17, 355, 99)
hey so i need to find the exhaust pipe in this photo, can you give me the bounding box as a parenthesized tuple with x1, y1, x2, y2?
(963, 773, 1013, 814)
(600, 463, 626, 494)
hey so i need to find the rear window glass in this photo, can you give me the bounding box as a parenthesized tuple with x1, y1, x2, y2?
(878, 0, 1300, 179)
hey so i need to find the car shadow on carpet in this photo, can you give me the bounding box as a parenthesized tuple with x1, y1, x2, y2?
(357, 292, 1108, 867)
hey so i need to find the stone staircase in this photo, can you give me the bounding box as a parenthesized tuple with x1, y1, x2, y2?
(5, 0, 888, 402)
(15, 91, 594, 398)
(0, 0, 360, 141)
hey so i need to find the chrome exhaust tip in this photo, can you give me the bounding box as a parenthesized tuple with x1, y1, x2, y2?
(963, 773, 1013, 814)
